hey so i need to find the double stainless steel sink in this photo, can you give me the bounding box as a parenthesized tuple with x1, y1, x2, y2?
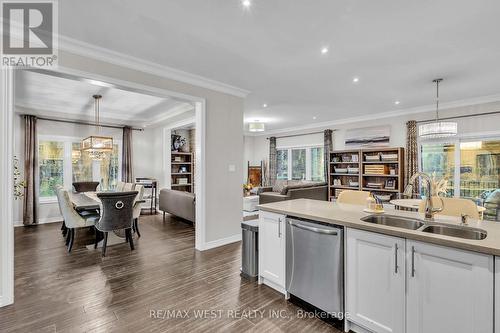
(360, 214, 488, 240)
(361, 215, 424, 230)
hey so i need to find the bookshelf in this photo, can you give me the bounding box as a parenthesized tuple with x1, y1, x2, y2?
(328, 147, 405, 201)
(328, 149, 361, 201)
(171, 152, 193, 193)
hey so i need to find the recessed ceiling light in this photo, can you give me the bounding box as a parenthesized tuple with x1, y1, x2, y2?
(242, 0, 251, 8)
(352, 77, 359, 83)
(262, 103, 268, 108)
(321, 47, 329, 54)
(394, 100, 400, 105)
(312, 116, 317, 120)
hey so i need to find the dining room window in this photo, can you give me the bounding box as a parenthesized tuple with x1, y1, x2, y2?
(72, 142, 92, 182)
(71, 142, 120, 191)
(38, 136, 122, 200)
(276, 146, 325, 181)
(39, 141, 65, 197)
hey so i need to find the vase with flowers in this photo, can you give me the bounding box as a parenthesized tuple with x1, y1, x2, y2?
(243, 183, 254, 197)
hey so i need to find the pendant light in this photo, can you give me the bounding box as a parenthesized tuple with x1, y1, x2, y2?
(81, 95, 113, 160)
(418, 78, 458, 139)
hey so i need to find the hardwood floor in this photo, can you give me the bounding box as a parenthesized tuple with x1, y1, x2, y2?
(0, 214, 340, 332)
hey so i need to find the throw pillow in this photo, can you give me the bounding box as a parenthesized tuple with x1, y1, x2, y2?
(272, 180, 288, 193)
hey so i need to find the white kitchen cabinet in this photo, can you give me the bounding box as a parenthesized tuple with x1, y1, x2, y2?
(406, 240, 493, 333)
(345, 228, 405, 333)
(258, 210, 286, 293)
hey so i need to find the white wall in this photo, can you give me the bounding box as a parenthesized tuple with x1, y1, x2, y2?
(246, 101, 500, 174)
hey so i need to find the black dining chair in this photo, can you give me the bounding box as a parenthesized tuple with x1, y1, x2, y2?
(95, 191, 138, 257)
(72, 181, 100, 193)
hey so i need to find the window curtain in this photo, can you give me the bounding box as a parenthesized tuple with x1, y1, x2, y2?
(405, 120, 418, 187)
(268, 137, 277, 186)
(324, 129, 333, 181)
(23, 115, 38, 225)
(122, 126, 133, 183)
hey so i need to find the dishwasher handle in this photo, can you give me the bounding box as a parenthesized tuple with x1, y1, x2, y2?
(288, 219, 338, 235)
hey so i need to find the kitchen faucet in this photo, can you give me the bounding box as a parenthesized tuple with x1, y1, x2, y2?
(403, 172, 444, 220)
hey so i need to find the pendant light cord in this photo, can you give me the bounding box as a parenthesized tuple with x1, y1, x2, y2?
(433, 78, 443, 121)
(93, 94, 102, 133)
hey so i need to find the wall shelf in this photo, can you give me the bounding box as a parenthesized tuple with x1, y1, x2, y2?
(171, 152, 193, 193)
(328, 147, 405, 201)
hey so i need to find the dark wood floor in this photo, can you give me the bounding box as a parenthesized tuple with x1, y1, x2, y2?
(0, 214, 340, 332)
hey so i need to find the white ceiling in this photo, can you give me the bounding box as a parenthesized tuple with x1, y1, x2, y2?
(58, 0, 500, 132)
(15, 71, 193, 127)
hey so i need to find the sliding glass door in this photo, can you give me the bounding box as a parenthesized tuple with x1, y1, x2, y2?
(459, 140, 500, 199)
(420, 142, 456, 196)
(420, 138, 500, 200)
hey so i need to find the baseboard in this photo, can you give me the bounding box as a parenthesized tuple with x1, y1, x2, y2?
(200, 233, 242, 251)
(0, 294, 13, 308)
(14, 216, 63, 227)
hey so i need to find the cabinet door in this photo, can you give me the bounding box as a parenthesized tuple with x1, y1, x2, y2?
(258, 211, 285, 291)
(345, 228, 405, 333)
(407, 240, 493, 333)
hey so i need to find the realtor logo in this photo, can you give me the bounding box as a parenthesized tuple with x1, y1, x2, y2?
(1, 0, 58, 68)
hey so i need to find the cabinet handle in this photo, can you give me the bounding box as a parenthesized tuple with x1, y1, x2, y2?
(394, 243, 398, 274)
(278, 218, 281, 238)
(411, 246, 416, 277)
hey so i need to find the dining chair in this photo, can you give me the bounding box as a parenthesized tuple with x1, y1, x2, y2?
(123, 182, 135, 192)
(72, 181, 100, 193)
(58, 189, 99, 252)
(132, 185, 144, 237)
(95, 191, 138, 257)
(418, 197, 480, 220)
(55, 185, 67, 236)
(116, 181, 125, 192)
(337, 190, 371, 205)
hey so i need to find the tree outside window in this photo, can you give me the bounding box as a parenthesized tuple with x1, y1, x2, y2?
(39, 141, 64, 197)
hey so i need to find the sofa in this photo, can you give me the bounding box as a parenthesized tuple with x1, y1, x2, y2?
(159, 189, 195, 223)
(258, 180, 328, 204)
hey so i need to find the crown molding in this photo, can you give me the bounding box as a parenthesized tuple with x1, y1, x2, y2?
(143, 103, 194, 128)
(58, 35, 251, 98)
(15, 100, 194, 127)
(248, 93, 500, 137)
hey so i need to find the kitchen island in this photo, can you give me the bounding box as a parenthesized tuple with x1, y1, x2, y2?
(258, 198, 498, 333)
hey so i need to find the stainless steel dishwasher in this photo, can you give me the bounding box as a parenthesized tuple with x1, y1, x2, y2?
(286, 217, 344, 316)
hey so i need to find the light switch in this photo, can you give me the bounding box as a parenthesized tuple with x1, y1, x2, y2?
(228, 164, 236, 172)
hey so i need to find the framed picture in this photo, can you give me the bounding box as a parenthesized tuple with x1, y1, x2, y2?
(345, 125, 390, 148)
(385, 179, 396, 190)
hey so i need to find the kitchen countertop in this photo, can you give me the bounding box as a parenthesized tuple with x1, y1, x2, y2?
(258, 199, 500, 256)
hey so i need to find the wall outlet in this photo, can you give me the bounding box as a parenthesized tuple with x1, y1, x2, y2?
(228, 164, 236, 172)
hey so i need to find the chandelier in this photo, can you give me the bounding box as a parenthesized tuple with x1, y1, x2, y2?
(81, 95, 113, 160)
(418, 78, 458, 139)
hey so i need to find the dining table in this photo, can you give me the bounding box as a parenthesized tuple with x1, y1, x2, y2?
(68, 191, 144, 249)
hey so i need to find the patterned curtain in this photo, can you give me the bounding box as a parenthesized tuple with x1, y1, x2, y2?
(324, 129, 333, 181)
(122, 126, 133, 182)
(405, 120, 418, 187)
(268, 137, 277, 186)
(23, 115, 38, 225)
